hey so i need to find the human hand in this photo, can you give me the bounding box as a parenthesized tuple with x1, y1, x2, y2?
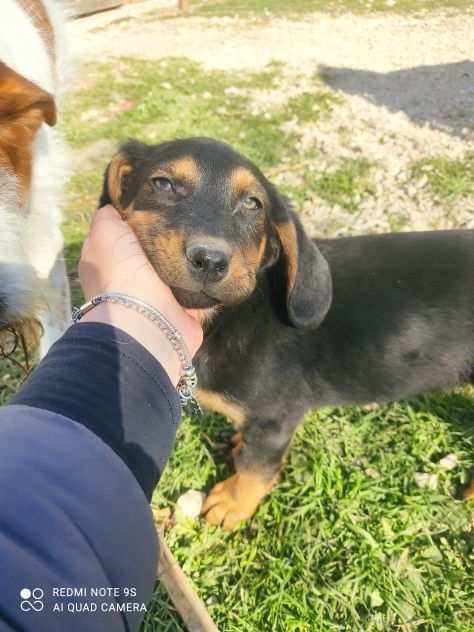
(79, 205, 203, 385)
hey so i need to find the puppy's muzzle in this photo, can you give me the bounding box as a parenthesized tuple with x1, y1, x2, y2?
(186, 242, 230, 284)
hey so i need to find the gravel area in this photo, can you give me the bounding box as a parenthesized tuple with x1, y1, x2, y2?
(70, 3, 474, 235)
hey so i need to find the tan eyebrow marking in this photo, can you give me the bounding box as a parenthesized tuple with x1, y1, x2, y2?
(155, 156, 201, 184)
(230, 166, 259, 194)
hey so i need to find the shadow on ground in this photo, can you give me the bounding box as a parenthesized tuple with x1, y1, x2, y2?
(411, 389, 474, 457)
(320, 60, 474, 138)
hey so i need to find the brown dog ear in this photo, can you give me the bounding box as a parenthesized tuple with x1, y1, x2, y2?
(273, 199, 332, 329)
(100, 140, 150, 211)
(101, 152, 133, 212)
(0, 61, 56, 129)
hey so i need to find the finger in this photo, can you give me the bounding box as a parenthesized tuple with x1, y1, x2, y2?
(88, 207, 144, 259)
(88, 209, 133, 248)
(90, 204, 122, 227)
(185, 308, 207, 323)
(79, 235, 91, 259)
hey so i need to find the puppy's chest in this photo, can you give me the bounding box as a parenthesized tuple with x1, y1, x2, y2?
(194, 335, 249, 393)
(193, 330, 256, 425)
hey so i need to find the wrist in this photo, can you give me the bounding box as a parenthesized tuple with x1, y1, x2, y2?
(81, 303, 182, 385)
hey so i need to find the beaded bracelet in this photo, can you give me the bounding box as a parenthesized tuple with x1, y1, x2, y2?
(72, 292, 201, 414)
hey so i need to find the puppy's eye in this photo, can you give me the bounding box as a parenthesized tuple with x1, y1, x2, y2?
(152, 177, 175, 193)
(242, 196, 262, 211)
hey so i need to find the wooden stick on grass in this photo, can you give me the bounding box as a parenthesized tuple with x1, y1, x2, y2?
(157, 529, 219, 632)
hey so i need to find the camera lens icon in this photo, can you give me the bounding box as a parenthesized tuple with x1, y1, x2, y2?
(20, 588, 44, 612)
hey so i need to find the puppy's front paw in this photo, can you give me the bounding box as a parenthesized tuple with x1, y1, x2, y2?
(202, 471, 274, 529)
(463, 478, 474, 501)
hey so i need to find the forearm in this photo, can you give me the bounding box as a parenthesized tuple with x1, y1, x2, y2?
(0, 322, 181, 630)
(0, 404, 158, 631)
(12, 322, 181, 499)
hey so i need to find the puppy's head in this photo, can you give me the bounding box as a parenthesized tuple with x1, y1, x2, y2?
(0, 61, 56, 330)
(102, 138, 332, 328)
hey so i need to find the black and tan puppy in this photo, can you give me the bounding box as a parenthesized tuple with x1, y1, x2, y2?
(101, 138, 474, 529)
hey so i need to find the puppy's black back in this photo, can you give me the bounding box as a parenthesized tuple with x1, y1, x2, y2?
(312, 230, 474, 403)
(199, 229, 474, 417)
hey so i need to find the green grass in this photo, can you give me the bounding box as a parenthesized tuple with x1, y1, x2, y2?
(145, 396, 474, 631)
(237, 60, 286, 89)
(275, 154, 374, 214)
(306, 158, 373, 212)
(411, 155, 474, 200)
(189, 0, 473, 18)
(62, 57, 341, 242)
(284, 91, 340, 125)
(1, 54, 473, 631)
(62, 58, 331, 170)
(0, 351, 30, 405)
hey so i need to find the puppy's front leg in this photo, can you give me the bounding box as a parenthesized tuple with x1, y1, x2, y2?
(202, 418, 294, 529)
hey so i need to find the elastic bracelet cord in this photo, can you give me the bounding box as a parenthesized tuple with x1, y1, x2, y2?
(72, 293, 201, 414)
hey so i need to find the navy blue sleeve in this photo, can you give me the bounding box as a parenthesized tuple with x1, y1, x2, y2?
(0, 323, 182, 632)
(12, 322, 181, 501)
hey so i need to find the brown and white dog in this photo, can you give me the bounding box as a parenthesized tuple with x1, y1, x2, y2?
(0, 0, 70, 356)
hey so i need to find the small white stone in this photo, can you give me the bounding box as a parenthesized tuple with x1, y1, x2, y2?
(414, 473, 438, 490)
(418, 175, 429, 189)
(438, 453, 459, 471)
(175, 490, 205, 519)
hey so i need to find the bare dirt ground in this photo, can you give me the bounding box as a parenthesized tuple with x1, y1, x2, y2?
(69, 1, 474, 235)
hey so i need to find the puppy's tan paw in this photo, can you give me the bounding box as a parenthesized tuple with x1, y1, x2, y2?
(463, 478, 474, 501)
(202, 471, 273, 530)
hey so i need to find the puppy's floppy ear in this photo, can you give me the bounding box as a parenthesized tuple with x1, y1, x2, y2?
(100, 140, 149, 212)
(100, 152, 133, 212)
(0, 61, 56, 129)
(273, 196, 332, 329)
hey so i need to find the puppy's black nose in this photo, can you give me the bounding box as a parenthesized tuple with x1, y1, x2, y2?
(186, 244, 230, 283)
